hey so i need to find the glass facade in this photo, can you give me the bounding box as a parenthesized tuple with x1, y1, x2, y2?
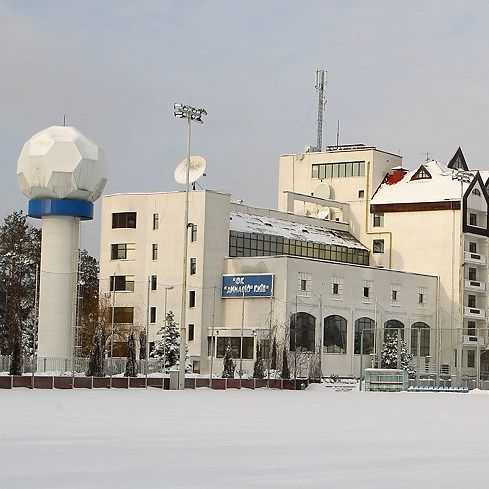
(312, 161, 365, 179)
(229, 231, 369, 265)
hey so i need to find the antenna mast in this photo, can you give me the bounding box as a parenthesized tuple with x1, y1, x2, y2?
(315, 69, 327, 151)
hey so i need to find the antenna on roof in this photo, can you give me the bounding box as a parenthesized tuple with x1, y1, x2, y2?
(336, 118, 340, 149)
(315, 69, 327, 151)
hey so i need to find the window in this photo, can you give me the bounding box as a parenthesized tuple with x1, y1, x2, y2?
(312, 161, 365, 180)
(467, 349, 475, 368)
(473, 188, 481, 196)
(189, 290, 196, 307)
(391, 290, 398, 301)
(468, 295, 476, 308)
(418, 293, 424, 304)
(227, 230, 370, 266)
(417, 286, 426, 307)
(469, 213, 477, 226)
(111, 243, 135, 260)
(216, 337, 253, 359)
(190, 258, 196, 275)
(391, 284, 400, 304)
(373, 213, 384, 227)
(358, 190, 365, 198)
(151, 275, 157, 291)
(300, 279, 307, 291)
(324, 315, 347, 354)
(114, 307, 134, 324)
(150, 307, 156, 323)
(331, 277, 343, 299)
(354, 317, 375, 354)
(259, 339, 270, 360)
(190, 223, 198, 242)
(410, 165, 432, 181)
(384, 319, 404, 340)
(411, 322, 430, 357)
(332, 283, 339, 295)
(373, 239, 384, 253)
(153, 213, 159, 230)
(290, 312, 316, 352)
(188, 324, 195, 341)
(109, 275, 135, 292)
(152, 243, 158, 260)
(467, 321, 476, 336)
(363, 287, 370, 298)
(469, 241, 477, 253)
(112, 212, 136, 229)
(468, 268, 477, 281)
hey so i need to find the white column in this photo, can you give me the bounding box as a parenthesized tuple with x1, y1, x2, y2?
(37, 216, 79, 362)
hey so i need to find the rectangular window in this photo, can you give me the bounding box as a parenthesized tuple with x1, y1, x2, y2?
(467, 349, 475, 368)
(109, 275, 135, 292)
(358, 190, 365, 198)
(332, 283, 339, 295)
(373, 213, 384, 227)
(469, 268, 477, 281)
(391, 290, 398, 301)
(112, 212, 137, 229)
(467, 321, 476, 336)
(188, 324, 195, 341)
(114, 307, 134, 324)
(300, 279, 307, 291)
(111, 243, 135, 260)
(216, 337, 253, 359)
(189, 290, 196, 308)
(363, 287, 369, 298)
(312, 162, 365, 180)
(469, 213, 477, 226)
(391, 285, 400, 303)
(373, 239, 384, 253)
(151, 275, 157, 291)
(469, 241, 477, 253)
(153, 213, 159, 230)
(190, 258, 196, 275)
(468, 295, 476, 308)
(190, 224, 198, 242)
(150, 307, 156, 324)
(298, 273, 311, 297)
(418, 293, 424, 304)
(152, 243, 158, 260)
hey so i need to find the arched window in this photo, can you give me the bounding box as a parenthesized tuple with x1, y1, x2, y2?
(384, 319, 404, 341)
(290, 312, 316, 351)
(324, 315, 347, 354)
(354, 317, 375, 354)
(411, 322, 430, 357)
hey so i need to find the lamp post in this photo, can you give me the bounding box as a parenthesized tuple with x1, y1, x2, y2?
(174, 103, 207, 389)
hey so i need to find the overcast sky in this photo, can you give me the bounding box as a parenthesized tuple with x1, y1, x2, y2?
(1, 1, 489, 256)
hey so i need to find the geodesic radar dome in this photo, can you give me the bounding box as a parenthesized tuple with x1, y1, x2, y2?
(17, 126, 107, 202)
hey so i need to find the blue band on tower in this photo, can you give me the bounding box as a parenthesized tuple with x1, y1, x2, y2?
(28, 199, 94, 220)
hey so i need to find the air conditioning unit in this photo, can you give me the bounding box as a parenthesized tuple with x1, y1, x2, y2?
(463, 335, 485, 347)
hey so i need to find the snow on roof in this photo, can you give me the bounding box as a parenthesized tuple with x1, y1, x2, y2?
(372, 160, 484, 205)
(229, 212, 368, 250)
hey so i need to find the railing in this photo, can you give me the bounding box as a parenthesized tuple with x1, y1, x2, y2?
(463, 306, 487, 319)
(463, 251, 487, 265)
(464, 279, 486, 292)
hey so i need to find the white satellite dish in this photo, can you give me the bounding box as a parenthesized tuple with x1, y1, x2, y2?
(174, 156, 207, 185)
(317, 207, 331, 220)
(313, 183, 331, 200)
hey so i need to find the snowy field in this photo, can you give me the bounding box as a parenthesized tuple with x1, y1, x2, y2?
(1, 386, 489, 488)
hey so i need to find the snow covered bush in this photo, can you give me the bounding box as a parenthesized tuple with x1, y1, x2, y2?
(381, 332, 416, 377)
(222, 345, 235, 378)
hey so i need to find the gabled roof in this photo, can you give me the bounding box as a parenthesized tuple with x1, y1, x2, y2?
(410, 165, 432, 181)
(371, 160, 477, 205)
(448, 147, 469, 171)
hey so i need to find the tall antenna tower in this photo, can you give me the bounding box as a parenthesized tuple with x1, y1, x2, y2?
(315, 69, 327, 151)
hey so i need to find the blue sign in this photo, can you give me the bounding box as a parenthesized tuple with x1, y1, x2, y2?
(221, 274, 274, 298)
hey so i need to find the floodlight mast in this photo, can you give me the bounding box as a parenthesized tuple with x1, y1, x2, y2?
(315, 70, 327, 152)
(173, 103, 207, 389)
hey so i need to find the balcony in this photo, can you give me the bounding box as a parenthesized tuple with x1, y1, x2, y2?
(463, 251, 487, 265)
(464, 279, 486, 292)
(462, 335, 486, 347)
(463, 306, 486, 320)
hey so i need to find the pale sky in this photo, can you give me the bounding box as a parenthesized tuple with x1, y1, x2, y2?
(1, 1, 489, 256)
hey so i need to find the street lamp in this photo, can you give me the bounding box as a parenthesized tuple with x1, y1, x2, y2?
(173, 103, 207, 390)
(163, 285, 174, 370)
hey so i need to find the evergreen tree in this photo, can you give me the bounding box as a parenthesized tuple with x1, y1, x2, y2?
(86, 331, 105, 377)
(281, 346, 290, 379)
(253, 344, 265, 379)
(222, 344, 235, 378)
(151, 311, 180, 370)
(0, 212, 40, 371)
(271, 337, 278, 370)
(381, 332, 416, 377)
(125, 333, 138, 377)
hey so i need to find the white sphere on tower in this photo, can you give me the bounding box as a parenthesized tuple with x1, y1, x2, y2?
(17, 125, 107, 202)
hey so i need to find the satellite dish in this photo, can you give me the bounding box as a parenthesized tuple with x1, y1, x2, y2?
(174, 156, 207, 184)
(317, 207, 331, 220)
(313, 183, 331, 200)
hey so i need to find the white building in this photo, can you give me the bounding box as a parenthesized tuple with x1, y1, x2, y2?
(99, 188, 438, 378)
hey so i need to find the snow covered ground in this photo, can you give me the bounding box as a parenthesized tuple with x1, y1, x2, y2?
(1, 385, 488, 488)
